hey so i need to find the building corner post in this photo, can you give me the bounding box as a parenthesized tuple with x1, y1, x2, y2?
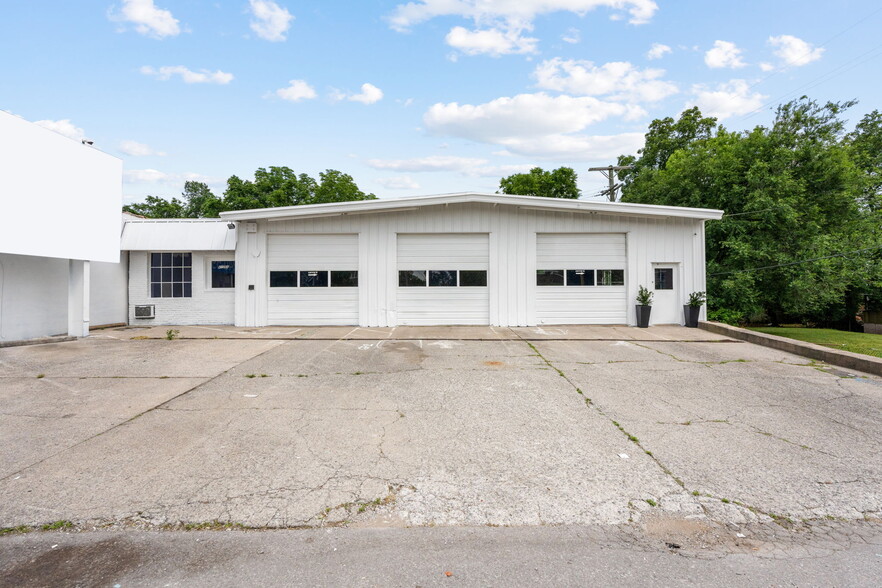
(68, 259, 90, 337)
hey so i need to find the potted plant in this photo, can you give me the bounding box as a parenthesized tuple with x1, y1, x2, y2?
(684, 291, 706, 328)
(636, 285, 653, 328)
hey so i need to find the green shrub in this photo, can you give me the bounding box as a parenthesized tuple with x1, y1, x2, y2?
(708, 308, 744, 325)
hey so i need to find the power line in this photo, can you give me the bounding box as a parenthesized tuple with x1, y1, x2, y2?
(709, 244, 882, 277)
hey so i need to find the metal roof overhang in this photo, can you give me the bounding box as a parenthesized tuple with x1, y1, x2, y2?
(218, 192, 724, 222)
(120, 220, 237, 251)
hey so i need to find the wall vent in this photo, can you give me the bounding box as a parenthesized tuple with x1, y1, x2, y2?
(134, 305, 155, 319)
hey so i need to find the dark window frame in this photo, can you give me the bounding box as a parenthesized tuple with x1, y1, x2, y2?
(566, 269, 595, 287)
(536, 269, 565, 286)
(459, 270, 488, 287)
(654, 268, 674, 290)
(150, 252, 192, 298)
(597, 269, 625, 286)
(209, 260, 235, 289)
(269, 271, 298, 288)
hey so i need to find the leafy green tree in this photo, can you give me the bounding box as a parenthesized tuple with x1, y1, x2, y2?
(123, 195, 185, 218)
(498, 167, 580, 199)
(126, 167, 376, 216)
(846, 110, 882, 211)
(620, 97, 878, 326)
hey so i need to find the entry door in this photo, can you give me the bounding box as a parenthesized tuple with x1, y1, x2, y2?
(651, 264, 680, 324)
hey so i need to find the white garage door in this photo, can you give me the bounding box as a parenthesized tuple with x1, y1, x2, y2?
(397, 234, 489, 325)
(536, 233, 627, 324)
(267, 234, 359, 325)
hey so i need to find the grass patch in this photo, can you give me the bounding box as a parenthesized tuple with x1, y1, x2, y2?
(750, 327, 882, 358)
(41, 520, 73, 531)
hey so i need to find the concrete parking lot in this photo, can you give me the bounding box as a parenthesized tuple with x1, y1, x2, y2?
(1, 325, 880, 532)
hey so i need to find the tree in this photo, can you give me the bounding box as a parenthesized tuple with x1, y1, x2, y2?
(498, 167, 580, 199)
(124, 167, 376, 217)
(619, 97, 878, 326)
(123, 195, 185, 218)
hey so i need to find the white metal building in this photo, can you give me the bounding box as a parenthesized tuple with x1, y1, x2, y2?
(174, 193, 724, 328)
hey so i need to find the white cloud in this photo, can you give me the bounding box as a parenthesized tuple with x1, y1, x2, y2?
(33, 119, 85, 141)
(273, 80, 317, 102)
(123, 169, 223, 187)
(445, 25, 538, 56)
(388, 0, 659, 31)
(332, 83, 384, 104)
(140, 65, 234, 84)
(376, 176, 421, 190)
(119, 140, 166, 157)
(534, 58, 677, 102)
(646, 42, 671, 60)
(768, 35, 824, 67)
(110, 0, 181, 39)
(704, 40, 746, 69)
(562, 27, 580, 44)
(425, 93, 644, 145)
(494, 132, 645, 160)
(366, 155, 489, 173)
(367, 156, 534, 178)
(124, 168, 168, 183)
(690, 79, 766, 119)
(249, 0, 293, 42)
(349, 83, 384, 104)
(422, 93, 646, 159)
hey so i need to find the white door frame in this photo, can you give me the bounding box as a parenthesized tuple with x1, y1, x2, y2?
(651, 262, 681, 325)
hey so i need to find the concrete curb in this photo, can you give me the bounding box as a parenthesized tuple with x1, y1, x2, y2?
(699, 321, 882, 377)
(0, 336, 77, 349)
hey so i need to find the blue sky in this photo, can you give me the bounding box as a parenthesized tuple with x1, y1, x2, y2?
(3, 0, 881, 204)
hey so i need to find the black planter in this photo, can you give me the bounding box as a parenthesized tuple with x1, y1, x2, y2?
(684, 305, 700, 328)
(636, 305, 652, 328)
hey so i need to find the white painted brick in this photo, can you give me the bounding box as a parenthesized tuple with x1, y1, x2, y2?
(128, 251, 234, 325)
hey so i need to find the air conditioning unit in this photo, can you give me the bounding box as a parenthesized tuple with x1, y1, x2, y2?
(134, 305, 155, 319)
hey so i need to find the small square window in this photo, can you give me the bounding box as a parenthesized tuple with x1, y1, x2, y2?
(429, 270, 457, 287)
(566, 269, 595, 286)
(654, 268, 673, 290)
(399, 270, 427, 287)
(459, 270, 487, 287)
(211, 261, 235, 288)
(537, 270, 564, 286)
(331, 271, 358, 287)
(300, 271, 329, 288)
(269, 271, 298, 287)
(597, 269, 625, 286)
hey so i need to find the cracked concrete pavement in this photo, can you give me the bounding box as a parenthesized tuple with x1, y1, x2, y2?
(1, 326, 881, 537)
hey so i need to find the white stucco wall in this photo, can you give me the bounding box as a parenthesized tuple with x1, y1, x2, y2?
(128, 251, 235, 325)
(90, 252, 129, 327)
(0, 252, 68, 341)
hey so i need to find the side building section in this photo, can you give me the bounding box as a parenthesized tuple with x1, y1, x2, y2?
(122, 220, 236, 326)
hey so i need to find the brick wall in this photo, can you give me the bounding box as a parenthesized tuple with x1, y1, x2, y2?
(128, 251, 235, 325)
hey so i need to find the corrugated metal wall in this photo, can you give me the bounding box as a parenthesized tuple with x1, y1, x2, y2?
(234, 203, 706, 327)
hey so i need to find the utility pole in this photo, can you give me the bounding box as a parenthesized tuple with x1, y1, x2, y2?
(587, 165, 633, 202)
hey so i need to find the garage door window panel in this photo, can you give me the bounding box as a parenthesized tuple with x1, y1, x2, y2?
(537, 270, 564, 286)
(459, 270, 487, 287)
(331, 271, 358, 288)
(269, 271, 298, 287)
(399, 271, 427, 287)
(597, 269, 625, 286)
(566, 269, 594, 286)
(300, 271, 329, 288)
(429, 270, 457, 287)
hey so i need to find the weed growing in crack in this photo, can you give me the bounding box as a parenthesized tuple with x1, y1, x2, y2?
(260, 374, 269, 378)
(165, 329, 180, 340)
(721, 498, 730, 504)
(645, 499, 658, 507)
(245, 374, 256, 379)
(692, 490, 700, 496)
(36, 374, 45, 379)
(41, 520, 73, 531)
